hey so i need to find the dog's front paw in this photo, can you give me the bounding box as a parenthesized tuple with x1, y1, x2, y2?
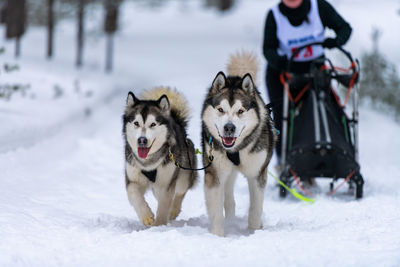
(248, 220, 263, 230)
(153, 218, 168, 226)
(169, 207, 181, 220)
(142, 214, 155, 227)
(210, 226, 224, 237)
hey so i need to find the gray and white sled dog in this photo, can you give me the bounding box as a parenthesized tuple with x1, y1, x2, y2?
(123, 87, 197, 226)
(201, 51, 277, 236)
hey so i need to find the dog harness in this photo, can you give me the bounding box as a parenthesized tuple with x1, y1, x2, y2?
(226, 151, 240, 166)
(272, 0, 324, 62)
(141, 169, 157, 183)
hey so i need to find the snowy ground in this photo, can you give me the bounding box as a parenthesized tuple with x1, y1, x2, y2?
(1, 1, 400, 266)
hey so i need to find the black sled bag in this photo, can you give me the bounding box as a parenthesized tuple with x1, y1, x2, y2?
(286, 89, 359, 178)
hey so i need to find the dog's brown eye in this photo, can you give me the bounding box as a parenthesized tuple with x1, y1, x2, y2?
(150, 123, 156, 128)
(238, 109, 244, 115)
(134, 121, 139, 127)
(218, 108, 224, 113)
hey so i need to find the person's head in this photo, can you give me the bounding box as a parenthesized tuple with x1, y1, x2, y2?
(281, 0, 303, 9)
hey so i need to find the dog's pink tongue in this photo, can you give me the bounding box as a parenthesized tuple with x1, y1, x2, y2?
(138, 147, 150, 159)
(223, 137, 235, 145)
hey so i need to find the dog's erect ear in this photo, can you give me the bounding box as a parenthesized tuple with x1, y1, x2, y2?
(127, 91, 139, 106)
(242, 73, 255, 95)
(157, 94, 170, 113)
(210, 71, 226, 94)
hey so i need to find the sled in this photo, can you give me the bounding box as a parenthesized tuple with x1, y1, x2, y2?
(278, 42, 364, 199)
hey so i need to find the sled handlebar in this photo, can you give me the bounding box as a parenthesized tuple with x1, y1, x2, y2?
(288, 41, 355, 72)
(285, 42, 359, 88)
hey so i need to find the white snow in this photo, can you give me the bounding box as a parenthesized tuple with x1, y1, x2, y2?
(1, 0, 400, 266)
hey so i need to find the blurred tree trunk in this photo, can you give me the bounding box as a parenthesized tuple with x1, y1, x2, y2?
(218, 0, 233, 11)
(15, 36, 21, 57)
(47, 0, 55, 59)
(0, 2, 7, 24)
(104, 0, 120, 73)
(105, 33, 114, 73)
(76, 0, 85, 68)
(5, 0, 26, 58)
(205, 0, 234, 11)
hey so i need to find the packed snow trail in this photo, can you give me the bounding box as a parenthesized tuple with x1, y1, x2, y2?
(1, 82, 400, 266)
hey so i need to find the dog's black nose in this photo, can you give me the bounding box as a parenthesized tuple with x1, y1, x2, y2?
(224, 123, 236, 136)
(138, 137, 148, 147)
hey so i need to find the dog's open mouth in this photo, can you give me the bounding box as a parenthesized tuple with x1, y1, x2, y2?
(137, 147, 151, 159)
(137, 140, 154, 159)
(221, 137, 236, 148)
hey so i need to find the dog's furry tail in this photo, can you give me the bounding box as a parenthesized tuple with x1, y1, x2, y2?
(140, 86, 190, 129)
(227, 50, 259, 83)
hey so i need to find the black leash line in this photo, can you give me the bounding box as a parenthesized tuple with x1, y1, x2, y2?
(169, 137, 214, 171)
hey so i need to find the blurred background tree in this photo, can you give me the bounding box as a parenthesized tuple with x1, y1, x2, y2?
(204, 0, 235, 12)
(359, 28, 400, 118)
(0, 0, 237, 67)
(1, 0, 26, 57)
(104, 0, 121, 73)
(47, 0, 54, 58)
(76, 0, 85, 67)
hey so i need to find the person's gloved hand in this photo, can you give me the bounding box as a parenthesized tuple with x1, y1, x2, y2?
(322, 38, 338, 49)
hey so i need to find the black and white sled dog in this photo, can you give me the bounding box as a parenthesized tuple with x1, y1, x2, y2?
(201, 52, 277, 236)
(123, 87, 197, 226)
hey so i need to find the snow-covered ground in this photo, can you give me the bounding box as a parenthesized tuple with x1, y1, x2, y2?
(1, 1, 399, 266)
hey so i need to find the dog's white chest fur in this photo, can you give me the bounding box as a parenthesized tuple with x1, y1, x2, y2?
(207, 142, 267, 179)
(237, 146, 267, 178)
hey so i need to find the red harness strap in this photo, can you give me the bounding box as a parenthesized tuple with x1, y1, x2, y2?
(289, 168, 314, 197)
(344, 71, 358, 106)
(280, 72, 294, 102)
(323, 62, 358, 107)
(280, 72, 311, 104)
(294, 83, 310, 103)
(328, 170, 356, 196)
